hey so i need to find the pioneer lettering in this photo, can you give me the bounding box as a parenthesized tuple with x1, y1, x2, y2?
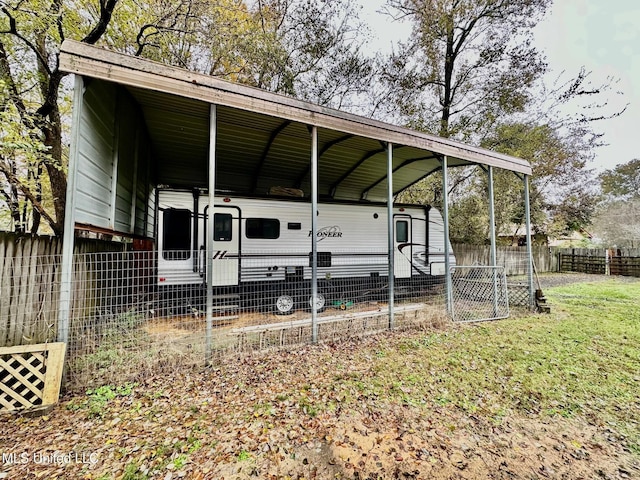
(309, 226, 343, 240)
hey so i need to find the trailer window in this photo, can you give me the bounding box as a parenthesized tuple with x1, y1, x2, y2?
(396, 220, 409, 243)
(246, 218, 280, 239)
(162, 208, 191, 260)
(214, 213, 232, 241)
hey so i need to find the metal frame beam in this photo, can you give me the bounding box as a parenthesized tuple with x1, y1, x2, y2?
(295, 134, 354, 188)
(360, 154, 439, 199)
(311, 126, 319, 343)
(524, 174, 535, 309)
(205, 104, 217, 362)
(488, 166, 499, 316)
(329, 145, 387, 197)
(442, 156, 452, 314)
(252, 120, 291, 193)
(387, 143, 395, 328)
(58, 75, 85, 346)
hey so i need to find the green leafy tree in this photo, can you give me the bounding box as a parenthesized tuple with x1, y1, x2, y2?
(0, 0, 373, 234)
(482, 121, 598, 239)
(0, 0, 120, 234)
(591, 199, 640, 248)
(104, 0, 373, 109)
(398, 120, 599, 244)
(591, 159, 640, 248)
(387, 1, 623, 244)
(598, 158, 640, 201)
(387, 0, 552, 244)
(0, 98, 56, 232)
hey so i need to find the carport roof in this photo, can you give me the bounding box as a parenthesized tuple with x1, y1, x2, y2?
(59, 40, 531, 202)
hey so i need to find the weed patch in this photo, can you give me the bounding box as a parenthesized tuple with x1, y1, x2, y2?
(67, 383, 137, 418)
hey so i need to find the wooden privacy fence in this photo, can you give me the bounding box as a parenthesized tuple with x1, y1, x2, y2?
(0, 232, 128, 348)
(452, 244, 555, 274)
(557, 248, 640, 277)
(558, 253, 605, 274)
(610, 255, 640, 277)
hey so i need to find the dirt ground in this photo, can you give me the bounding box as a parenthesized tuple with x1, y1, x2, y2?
(2, 334, 639, 480)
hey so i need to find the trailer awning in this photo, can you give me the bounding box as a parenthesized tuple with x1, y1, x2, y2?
(59, 40, 531, 202)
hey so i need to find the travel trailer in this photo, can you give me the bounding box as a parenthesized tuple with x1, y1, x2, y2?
(156, 189, 455, 314)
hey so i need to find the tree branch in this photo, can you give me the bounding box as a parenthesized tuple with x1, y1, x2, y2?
(81, 0, 119, 44)
(0, 160, 59, 233)
(0, 6, 52, 76)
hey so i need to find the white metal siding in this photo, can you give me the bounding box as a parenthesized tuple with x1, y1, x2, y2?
(75, 81, 117, 227)
(76, 80, 154, 236)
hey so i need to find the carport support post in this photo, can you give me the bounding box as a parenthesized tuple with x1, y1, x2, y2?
(442, 156, 452, 315)
(311, 126, 319, 344)
(57, 75, 84, 346)
(488, 166, 499, 316)
(387, 142, 395, 329)
(524, 174, 535, 310)
(205, 104, 217, 362)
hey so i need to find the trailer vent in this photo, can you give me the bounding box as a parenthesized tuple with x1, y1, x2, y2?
(288, 222, 302, 230)
(286, 266, 304, 281)
(310, 252, 332, 267)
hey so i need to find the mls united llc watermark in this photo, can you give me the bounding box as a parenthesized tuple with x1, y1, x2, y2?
(2, 451, 99, 466)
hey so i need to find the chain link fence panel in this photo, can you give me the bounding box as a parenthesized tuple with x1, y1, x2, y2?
(451, 266, 510, 322)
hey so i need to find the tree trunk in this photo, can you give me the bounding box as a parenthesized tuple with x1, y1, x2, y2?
(43, 118, 66, 236)
(440, 20, 455, 138)
(1, 168, 24, 233)
(30, 162, 42, 233)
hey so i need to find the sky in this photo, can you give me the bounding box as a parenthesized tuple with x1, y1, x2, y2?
(356, 0, 640, 172)
(535, 0, 640, 171)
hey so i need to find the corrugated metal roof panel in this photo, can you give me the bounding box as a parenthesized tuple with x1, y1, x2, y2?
(61, 40, 532, 205)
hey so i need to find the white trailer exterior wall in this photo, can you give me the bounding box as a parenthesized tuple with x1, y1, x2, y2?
(156, 190, 454, 292)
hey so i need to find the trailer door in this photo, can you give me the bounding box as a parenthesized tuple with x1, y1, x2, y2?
(394, 215, 412, 278)
(158, 206, 201, 286)
(206, 207, 240, 287)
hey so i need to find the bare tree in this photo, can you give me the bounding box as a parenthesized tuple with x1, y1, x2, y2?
(381, 0, 549, 139)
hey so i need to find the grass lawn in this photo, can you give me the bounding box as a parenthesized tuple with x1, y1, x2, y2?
(366, 278, 640, 447)
(2, 277, 639, 479)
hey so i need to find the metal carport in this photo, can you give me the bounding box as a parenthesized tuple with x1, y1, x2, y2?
(57, 40, 534, 354)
